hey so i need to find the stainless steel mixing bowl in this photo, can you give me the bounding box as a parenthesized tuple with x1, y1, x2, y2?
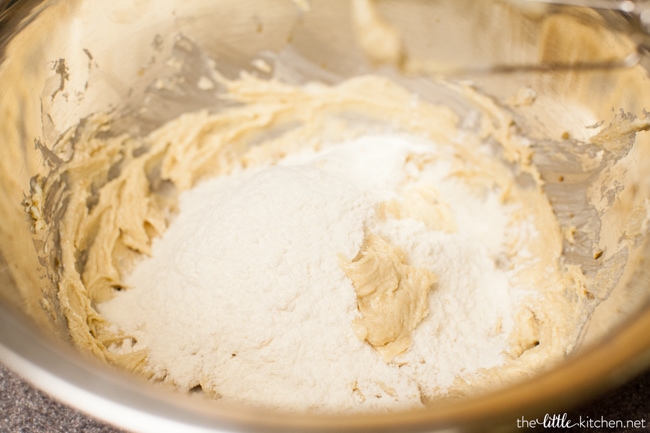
(1, 0, 650, 432)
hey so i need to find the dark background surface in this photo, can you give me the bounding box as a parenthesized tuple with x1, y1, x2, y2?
(0, 361, 648, 433)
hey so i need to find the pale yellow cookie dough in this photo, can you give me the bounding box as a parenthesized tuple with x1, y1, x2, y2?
(20, 68, 647, 411)
(340, 232, 437, 361)
(0, 0, 648, 416)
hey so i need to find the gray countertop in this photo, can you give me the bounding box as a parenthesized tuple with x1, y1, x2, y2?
(1, 362, 649, 433)
(0, 363, 124, 433)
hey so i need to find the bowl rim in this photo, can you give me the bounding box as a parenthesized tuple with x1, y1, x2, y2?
(2, 1, 650, 431)
(1, 293, 650, 433)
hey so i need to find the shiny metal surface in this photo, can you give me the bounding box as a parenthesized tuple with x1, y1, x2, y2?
(1, 1, 650, 432)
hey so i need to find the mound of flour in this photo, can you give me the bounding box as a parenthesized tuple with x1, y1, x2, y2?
(99, 133, 523, 412)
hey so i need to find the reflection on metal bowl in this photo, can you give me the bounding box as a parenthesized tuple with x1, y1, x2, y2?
(1, 0, 650, 432)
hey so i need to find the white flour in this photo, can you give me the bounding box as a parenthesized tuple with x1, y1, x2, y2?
(99, 133, 528, 412)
